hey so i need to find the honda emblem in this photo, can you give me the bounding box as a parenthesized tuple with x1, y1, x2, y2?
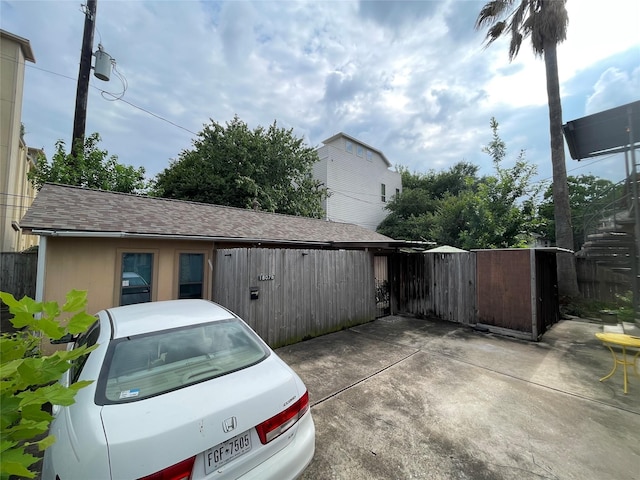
(223, 416, 237, 433)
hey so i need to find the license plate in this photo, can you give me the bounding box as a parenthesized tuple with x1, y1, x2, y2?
(205, 430, 252, 473)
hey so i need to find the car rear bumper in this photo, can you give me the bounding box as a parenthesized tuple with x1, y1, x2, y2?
(239, 411, 315, 480)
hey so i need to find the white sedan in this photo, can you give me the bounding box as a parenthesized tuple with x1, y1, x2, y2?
(42, 299, 315, 480)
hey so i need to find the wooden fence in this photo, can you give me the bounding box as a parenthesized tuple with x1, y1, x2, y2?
(390, 251, 476, 325)
(2, 246, 616, 343)
(1, 251, 38, 331)
(213, 247, 376, 347)
(576, 257, 631, 302)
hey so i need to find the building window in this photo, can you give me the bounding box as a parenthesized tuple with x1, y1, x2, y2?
(381, 184, 386, 203)
(356, 145, 363, 157)
(345, 140, 353, 153)
(120, 252, 153, 306)
(396, 188, 400, 197)
(366, 150, 373, 161)
(178, 253, 205, 299)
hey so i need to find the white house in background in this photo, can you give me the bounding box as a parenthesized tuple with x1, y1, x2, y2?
(313, 133, 402, 231)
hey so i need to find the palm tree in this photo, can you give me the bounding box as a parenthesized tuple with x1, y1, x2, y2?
(476, 0, 579, 298)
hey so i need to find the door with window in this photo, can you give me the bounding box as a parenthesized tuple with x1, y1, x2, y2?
(120, 252, 153, 306)
(178, 252, 205, 299)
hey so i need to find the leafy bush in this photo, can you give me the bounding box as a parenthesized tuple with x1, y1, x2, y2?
(567, 291, 635, 322)
(0, 290, 96, 479)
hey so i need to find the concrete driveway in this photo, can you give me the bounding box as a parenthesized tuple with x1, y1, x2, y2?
(276, 315, 640, 480)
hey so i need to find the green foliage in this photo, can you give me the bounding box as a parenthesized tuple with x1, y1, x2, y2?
(538, 175, 617, 251)
(379, 118, 543, 249)
(28, 133, 147, 194)
(568, 291, 635, 322)
(377, 162, 478, 240)
(0, 290, 97, 480)
(152, 116, 328, 218)
(451, 117, 542, 249)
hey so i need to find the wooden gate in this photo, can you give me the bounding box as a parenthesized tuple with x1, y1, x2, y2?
(390, 251, 476, 325)
(1, 251, 38, 331)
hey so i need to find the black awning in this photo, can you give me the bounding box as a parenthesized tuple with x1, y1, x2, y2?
(563, 100, 640, 160)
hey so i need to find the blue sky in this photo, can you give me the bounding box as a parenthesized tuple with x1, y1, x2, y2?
(2, 0, 639, 190)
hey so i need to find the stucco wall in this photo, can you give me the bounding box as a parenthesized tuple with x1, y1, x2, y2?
(43, 237, 214, 316)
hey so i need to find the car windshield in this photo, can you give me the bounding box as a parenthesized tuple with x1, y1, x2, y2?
(122, 272, 148, 286)
(97, 319, 269, 404)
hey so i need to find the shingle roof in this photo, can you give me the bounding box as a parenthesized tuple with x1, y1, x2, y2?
(20, 184, 397, 247)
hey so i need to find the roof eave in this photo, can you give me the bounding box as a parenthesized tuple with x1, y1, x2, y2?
(26, 229, 375, 248)
(321, 132, 392, 168)
(0, 29, 35, 63)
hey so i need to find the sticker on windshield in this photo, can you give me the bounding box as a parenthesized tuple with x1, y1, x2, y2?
(119, 389, 140, 399)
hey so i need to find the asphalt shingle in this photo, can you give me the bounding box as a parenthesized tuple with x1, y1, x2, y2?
(20, 184, 395, 246)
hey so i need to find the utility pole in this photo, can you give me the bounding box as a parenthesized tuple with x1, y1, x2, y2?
(71, 0, 97, 161)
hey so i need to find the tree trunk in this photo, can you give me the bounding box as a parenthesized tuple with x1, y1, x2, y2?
(544, 41, 580, 298)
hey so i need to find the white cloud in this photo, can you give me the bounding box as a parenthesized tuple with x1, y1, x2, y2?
(560, 0, 640, 80)
(586, 66, 640, 114)
(1, 0, 638, 187)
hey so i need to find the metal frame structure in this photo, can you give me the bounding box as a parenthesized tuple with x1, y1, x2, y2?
(564, 101, 640, 314)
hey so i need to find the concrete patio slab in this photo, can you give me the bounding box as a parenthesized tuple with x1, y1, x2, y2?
(277, 315, 640, 480)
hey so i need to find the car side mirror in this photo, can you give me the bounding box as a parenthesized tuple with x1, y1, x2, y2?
(50, 333, 78, 344)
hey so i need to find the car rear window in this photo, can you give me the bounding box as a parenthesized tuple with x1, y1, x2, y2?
(96, 319, 269, 404)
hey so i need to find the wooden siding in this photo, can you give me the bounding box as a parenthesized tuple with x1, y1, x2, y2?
(391, 252, 476, 324)
(475, 249, 559, 340)
(476, 249, 532, 332)
(213, 248, 376, 347)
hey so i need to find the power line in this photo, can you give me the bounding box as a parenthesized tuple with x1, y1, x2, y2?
(535, 152, 624, 184)
(99, 91, 198, 136)
(24, 62, 198, 137)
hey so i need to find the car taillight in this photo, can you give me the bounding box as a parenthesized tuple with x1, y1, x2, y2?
(256, 391, 309, 444)
(138, 456, 195, 480)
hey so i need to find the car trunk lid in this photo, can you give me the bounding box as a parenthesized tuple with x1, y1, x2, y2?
(101, 355, 302, 480)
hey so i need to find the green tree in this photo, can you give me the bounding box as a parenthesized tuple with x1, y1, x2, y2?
(377, 162, 478, 240)
(29, 133, 147, 194)
(432, 118, 542, 249)
(152, 116, 328, 218)
(0, 290, 96, 479)
(476, 0, 578, 297)
(380, 119, 541, 249)
(538, 175, 617, 251)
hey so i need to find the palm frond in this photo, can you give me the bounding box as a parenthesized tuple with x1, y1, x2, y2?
(523, 1, 568, 55)
(475, 0, 512, 29)
(485, 21, 507, 45)
(509, 32, 523, 60)
(510, 0, 528, 31)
